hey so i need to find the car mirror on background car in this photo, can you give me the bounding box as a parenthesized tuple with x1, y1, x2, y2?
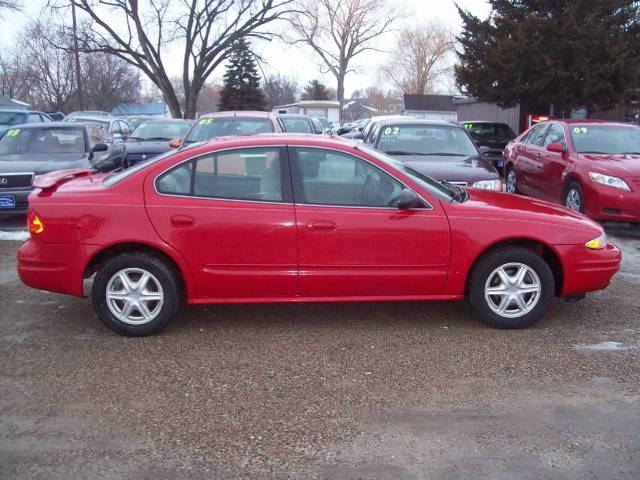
(546, 143, 565, 154)
(169, 138, 182, 149)
(88, 142, 109, 161)
(395, 189, 423, 210)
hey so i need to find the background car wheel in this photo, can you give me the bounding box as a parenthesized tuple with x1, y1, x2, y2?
(505, 166, 519, 193)
(564, 181, 583, 212)
(469, 246, 555, 329)
(92, 252, 182, 336)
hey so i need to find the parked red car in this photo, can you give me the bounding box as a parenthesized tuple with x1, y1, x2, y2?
(18, 135, 620, 336)
(504, 120, 640, 223)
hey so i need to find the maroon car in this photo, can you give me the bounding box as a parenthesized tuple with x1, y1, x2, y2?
(504, 120, 640, 223)
(364, 118, 502, 191)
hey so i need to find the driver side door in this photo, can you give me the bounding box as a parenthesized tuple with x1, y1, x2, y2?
(290, 146, 451, 298)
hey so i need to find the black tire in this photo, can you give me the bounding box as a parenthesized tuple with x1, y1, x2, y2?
(469, 247, 555, 329)
(92, 252, 182, 336)
(564, 181, 584, 213)
(505, 165, 519, 194)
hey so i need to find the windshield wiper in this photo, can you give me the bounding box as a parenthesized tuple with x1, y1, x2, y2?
(141, 137, 172, 141)
(425, 152, 468, 156)
(580, 151, 607, 154)
(622, 152, 640, 155)
(384, 150, 426, 156)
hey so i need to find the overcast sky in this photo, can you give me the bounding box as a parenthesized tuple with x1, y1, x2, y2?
(1, 0, 491, 96)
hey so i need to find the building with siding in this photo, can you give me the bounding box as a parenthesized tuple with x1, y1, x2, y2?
(403, 94, 457, 121)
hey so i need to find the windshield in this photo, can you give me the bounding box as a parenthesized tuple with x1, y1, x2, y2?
(280, 117, 313, 133)
(184, 117, 273, 143)
(130, 121, 191, 141)
(570, 125, 640, 154)
(463, 122, 515, 141)
(0, 112, 26, 126)
(357, 144, 456, 202)
(377, 124, 479, 157)
(0, 127, 86, 155)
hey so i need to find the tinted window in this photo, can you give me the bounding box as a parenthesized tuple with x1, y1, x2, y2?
(377, 124, 478, 156)
(524, 123, 549, 146)
(0, 127, 86, 155)
(184, 118, 274, 143)
(542, 124, 566, 148)
(27, 113, 42, 123)
(365, 123, 380, 146)
(157, 147, 284, 202)
(569, 125, 640, 154)
(280, 117, 313, 133)
(292, 147, 404, 207)
(463, 122, 515, 141)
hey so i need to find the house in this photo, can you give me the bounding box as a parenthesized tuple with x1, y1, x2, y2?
(403, 94, 457, 121)
(0, 96, 31, 110)
(111, 101, 169, 118)
(342, 99, 378, 122)
(272, 100, 340, 124)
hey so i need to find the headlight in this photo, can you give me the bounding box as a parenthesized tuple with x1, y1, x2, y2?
(472, 179, 502, 191)
(585, 233, 608, 250)
(588, 172, 631, 191)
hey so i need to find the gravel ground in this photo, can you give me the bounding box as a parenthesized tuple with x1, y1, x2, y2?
(1, 221, 639, 479)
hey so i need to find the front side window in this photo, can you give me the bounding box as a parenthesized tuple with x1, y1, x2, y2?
(292, 147, 404, 207)
(542, 123, 566, 148)
(27, 113, 42, 123)
(157, 147, 285, 202)
(184, 118, 274, 144)
(524, 123, 550, 146)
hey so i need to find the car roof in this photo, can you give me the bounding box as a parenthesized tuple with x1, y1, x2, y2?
(138, 118, 191, 124)
(460, 120, 510, 125)
(66, 115, 119, 123)
(7, 122, 87, 130)
(277, 114, 309, 118)
(375, 118, 461, 127)
(196, 133, 356, 149)
(0, 109, 45, 114)
(198, 111, 275, 119)
(551, 119, 639, 126)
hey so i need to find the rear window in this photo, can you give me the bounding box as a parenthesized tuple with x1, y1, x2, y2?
(463, 122, 515, 141)
(280, 117, 313, 133)
(184, 117, 273, 143)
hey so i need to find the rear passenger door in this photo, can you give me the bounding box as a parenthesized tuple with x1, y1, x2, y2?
(145, 146, 298, 299)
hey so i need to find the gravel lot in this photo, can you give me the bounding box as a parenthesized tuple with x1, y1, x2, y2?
(1, 216, 639, 479)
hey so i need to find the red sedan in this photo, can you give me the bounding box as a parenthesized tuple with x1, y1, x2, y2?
(504, 120, 640, 223)
(18, 135, 620, 336)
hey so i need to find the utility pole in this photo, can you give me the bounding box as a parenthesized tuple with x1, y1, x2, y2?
(71, 1, 84, 110)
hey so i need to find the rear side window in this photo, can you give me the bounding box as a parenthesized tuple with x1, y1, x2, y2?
(542, 124, 567, 148)
(156, 147, 286, 202)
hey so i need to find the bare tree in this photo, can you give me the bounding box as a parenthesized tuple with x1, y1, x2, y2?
(0, 0, 21, 16)
(81, 52, 141, 110)
(55, 0, 293, 118)
(263, 73, 299, 108)
(380, 21, 455, 95)
(288, 0, 398, 122)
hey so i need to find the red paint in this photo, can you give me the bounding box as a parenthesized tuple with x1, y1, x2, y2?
(18, 134, 620, 306)
(505, 120, 640, 223)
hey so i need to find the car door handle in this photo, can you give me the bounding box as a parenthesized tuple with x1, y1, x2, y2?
(306, 220, 337, 232)
(170, 215, 195, 228)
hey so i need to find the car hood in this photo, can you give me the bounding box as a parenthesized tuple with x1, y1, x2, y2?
(0, 153, 90, 175)
(398, 154, 499, 183)
(578, 153, 640, 177)
(445, 188, 603, 239)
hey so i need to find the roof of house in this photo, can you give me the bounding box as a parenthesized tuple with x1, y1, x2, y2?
(343, 100, 378, 112)
(273, 100, 340, 109)
(403, 94, 457, 112)
(0, 96, 31, 109)
(111, 102, 167, 116)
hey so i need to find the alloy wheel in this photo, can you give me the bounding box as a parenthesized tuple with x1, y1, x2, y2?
(106, 268, 164, 325)
(484, 262, 541, 318)
(565, 188, 582, 211)
(506, 169, 517, 193)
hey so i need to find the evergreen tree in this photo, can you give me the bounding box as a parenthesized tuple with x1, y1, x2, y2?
(301, 80, 331, 100)
(218, 38, 267, 111)
(455, 0, 640, 114)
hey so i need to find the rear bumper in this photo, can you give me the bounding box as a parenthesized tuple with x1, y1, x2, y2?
(17, 239, 89, 297)
(556, 242, 621, 296)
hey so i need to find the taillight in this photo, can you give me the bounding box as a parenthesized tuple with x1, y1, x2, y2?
(28, 209, 44, 235)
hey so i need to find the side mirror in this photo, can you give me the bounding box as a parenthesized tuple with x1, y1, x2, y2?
(395, 189, 423, 210)
(89, 142, 109, 161)
(169, 138, 182, 149)
(547, 142, 565, 154)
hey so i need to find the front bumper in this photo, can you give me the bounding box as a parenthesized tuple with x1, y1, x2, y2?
(584, 184, 640, 223)
(0, 189, 31, 215)
(555, 242, 621, 296)
(17, 239, 89, 297)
